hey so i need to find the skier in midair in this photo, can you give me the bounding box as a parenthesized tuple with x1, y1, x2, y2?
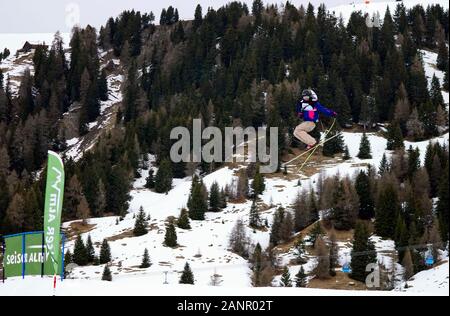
(294, 89, 337, 149)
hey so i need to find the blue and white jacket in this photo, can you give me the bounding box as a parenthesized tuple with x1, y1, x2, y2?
(296, 100, 336, 123)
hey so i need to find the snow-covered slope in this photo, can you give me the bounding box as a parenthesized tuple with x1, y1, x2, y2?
(331, 0, 449, 22)
(403, 261, 449, 295)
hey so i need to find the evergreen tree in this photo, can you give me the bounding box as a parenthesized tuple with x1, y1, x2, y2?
(179, 262, 195, 284)
(375, 180, 400, 238)
(145, 169, 155, 189)
(251, 243, 263, 287)
(102, 265, 112, 281)
(98, 69, 108, 101)
(330, 179, 358, 230)
(155, 159, 173, 193)
(402, 247, 414, 280)
(314, 237, 330, 279)
(140, 248, 151, 268)
(193, 4, 203, 30)
(251, 168, 266, 197)
(329, 231, 338, 277)
(209, 181, 221, 212)
(219, 188, 228, 209)
(430, 74, 444, 108)
(269, 207, 285, 246)
(379, 153, 390, 175)
(355, 170, 375, 219)
(357, 133, 372, 159)
(133, 206, 148, 236)
(436, 40, 449, 71)
(249, 199, 261, 228)
(99, 239, 111, 264)
(420, 100, 438, 138)
(350, 222, 377, 283)
(280, 266, 292, 287)
(188, 176, 208, 220)
(64, 250, 73, 266)
(86, 235, 95, 263)
(73, 235, 88, 266)
(177, 208, 191, 229)
(295, 266, 307, 287)
(343, 145, 350, 160)
(406, 146, 420, 180)
(323, 131, 345, 157)
(164, 222, 178, 247)
(308, 222, 324, 246)
(436, 163, 449, 241)
(386, 121, 404, 150)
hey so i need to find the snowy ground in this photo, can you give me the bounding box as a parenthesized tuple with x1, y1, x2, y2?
(1, 275, 444, 296)
(331, 0, 449, 23)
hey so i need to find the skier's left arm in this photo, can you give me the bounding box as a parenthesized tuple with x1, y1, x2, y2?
(316, 102, 337, 117)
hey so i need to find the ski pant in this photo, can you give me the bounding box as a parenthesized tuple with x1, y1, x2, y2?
(294, 122, 316, 146)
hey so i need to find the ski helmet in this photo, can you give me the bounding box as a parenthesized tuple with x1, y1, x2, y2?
(302, 89, 313, 101)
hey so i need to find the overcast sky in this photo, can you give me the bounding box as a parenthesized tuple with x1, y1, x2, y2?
(0, 0, 374, 34)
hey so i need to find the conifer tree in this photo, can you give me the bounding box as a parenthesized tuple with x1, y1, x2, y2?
(209, 182, 221, 212)
(350, 222, 377, 282)
(295, 266, 307, 287)
(102, 265, 112, 281)
(219, 188, 228, 209)
(280, 266, 292, 287)
(379, 153, 390, 175)
(249, 199, 261, 228)
(308, 222, 324, 246)
(155, 159, 173, 193)
(64, 250, 73, 266)
(251, 168, 266, 197)
(99, 239, 111, 264)
(133, 206, 148, 236)
(86, 235, 95, 263)
(430, 75, 444, 108)
(386, 121, 404, 150)
(98, 69, 108, 101)
(177, 208, 191, 229)
(145, 169, 155, 189)
(436, 163, 449, 241)
(251, 243, 263, 287)
(188, 176, 208, 220)
(436, 40, 449, 71)
(140, 248, 151, 268)
(179, 262, 195, 284)
(164, 222, 178, 247)
(357, 133, 372, 159)
(329, 231, 338, 277)
(402, 247, 414, 280)
(314, 237, 330, 279)
(323, 131, 345, 157)
(343, 145, 350, 160)
(73, 235, 88, 266)
(375, 180, 400, 238)
(270, 207, 285, 246)
(355, 170, 374, 219)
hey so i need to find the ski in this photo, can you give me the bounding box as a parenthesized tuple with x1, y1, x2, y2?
(282, 132, 342, 168)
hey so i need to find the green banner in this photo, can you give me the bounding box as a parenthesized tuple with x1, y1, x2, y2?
(3, 233, 63, 278)
(43, 151, 65, 276)
(3, 235, 22, 278)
